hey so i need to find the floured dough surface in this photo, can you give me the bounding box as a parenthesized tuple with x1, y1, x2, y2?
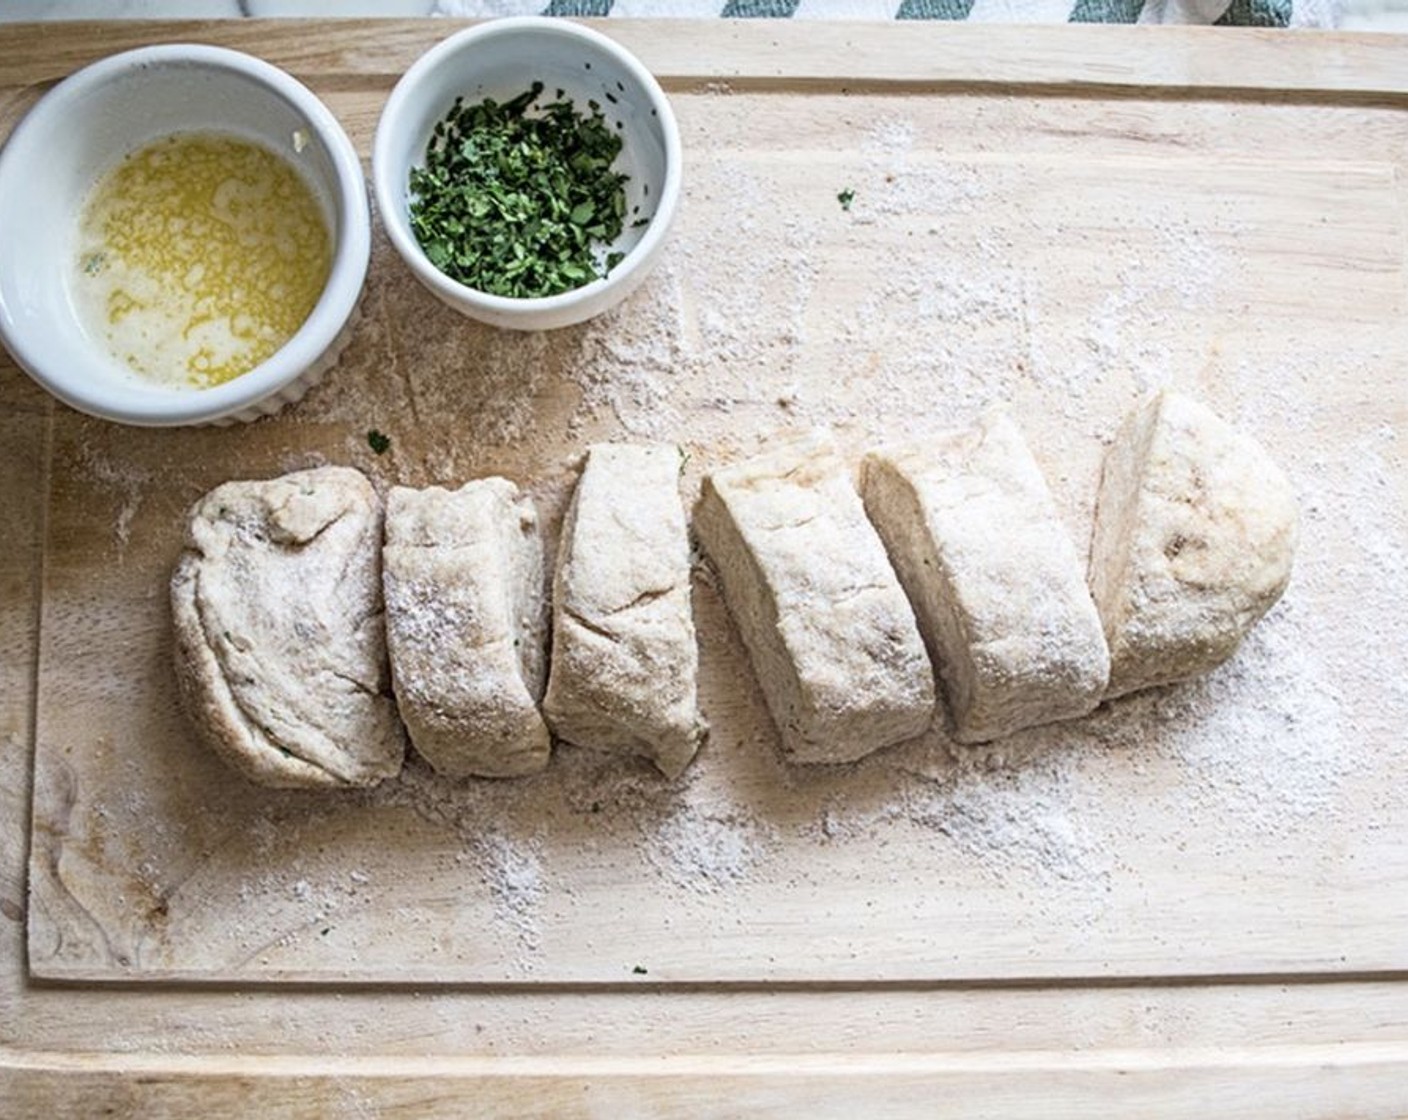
(384, 479, 550, 779)
(863, 412, 1110, 743)
(1089, 390, 1300, 699)
(543, 443, 706, 779)
(170, 466, 405, 789)
(695, 430, 935, 764)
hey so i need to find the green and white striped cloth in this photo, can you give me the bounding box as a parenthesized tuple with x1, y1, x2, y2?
(435, 0, 1335, 28)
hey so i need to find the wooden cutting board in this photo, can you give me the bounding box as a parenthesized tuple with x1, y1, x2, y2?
(5, 20, 1408, 1114)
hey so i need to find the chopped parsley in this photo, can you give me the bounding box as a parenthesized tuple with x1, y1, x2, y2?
(837, 187, 855, 211)
(367, 429, 391, 455)
(631, 964, 649, 975)
(408, 82, 633, 299)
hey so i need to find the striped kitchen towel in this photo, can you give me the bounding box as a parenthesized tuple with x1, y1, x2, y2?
(435, 0, 1336, 27)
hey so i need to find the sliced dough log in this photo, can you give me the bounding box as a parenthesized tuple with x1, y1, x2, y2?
(695, 430, 935, 764)
(1090, 390, 1299, 699)
(543, 443, 707, 779)
(170, 466, 405, 790)
(862, 413, 1110, 744)
(383, 479, 550, 778)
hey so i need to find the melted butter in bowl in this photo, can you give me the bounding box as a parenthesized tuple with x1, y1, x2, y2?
(73, 132, 333, 390)
(0, 44, 369, 426)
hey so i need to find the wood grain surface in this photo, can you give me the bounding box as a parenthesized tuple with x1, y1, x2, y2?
(3, 19, 1408, 1115)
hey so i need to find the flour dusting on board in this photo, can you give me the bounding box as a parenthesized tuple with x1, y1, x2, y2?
(479, 833, 546, 960)
(644, 798, 776, 893)
(1142, 601, 1352, 833)
(75, 443, 152, 552)
(904, 757, 1115, 887)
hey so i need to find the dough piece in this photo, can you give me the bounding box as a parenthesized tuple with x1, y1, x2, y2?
(862, 413, 1110, 744)
(170, 466, 405, 789)
(1089, 390, 1299, 699)
(695, 430, 935, 764)
(383, 479, 550, 779)
(543, 444, 706, 778)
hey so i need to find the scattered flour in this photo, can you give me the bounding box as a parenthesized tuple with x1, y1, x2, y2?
(903, 757, 1115, 888)
(76, 444, 151, 552)
(644, 800, 774, 894)
(479, 832, 546, 958)
(1140, 600, 1352, 833)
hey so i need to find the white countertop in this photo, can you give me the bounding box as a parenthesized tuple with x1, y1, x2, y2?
(5, 0, 1405, 28)
(6, 0, 442, 16)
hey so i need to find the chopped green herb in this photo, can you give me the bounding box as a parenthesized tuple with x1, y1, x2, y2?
(367, 429, 391, 455)
(631, 964, 648, 975)
(837, 188, 855, 211)
(408, 81, 632, 299)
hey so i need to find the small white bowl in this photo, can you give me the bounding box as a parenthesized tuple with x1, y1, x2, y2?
(372, 18, 681, 332)
(0, 45, 370, 427)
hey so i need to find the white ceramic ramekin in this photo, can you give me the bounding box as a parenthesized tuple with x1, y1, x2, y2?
(372, 18, 682, 332)
(0, 44, 370, 427)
